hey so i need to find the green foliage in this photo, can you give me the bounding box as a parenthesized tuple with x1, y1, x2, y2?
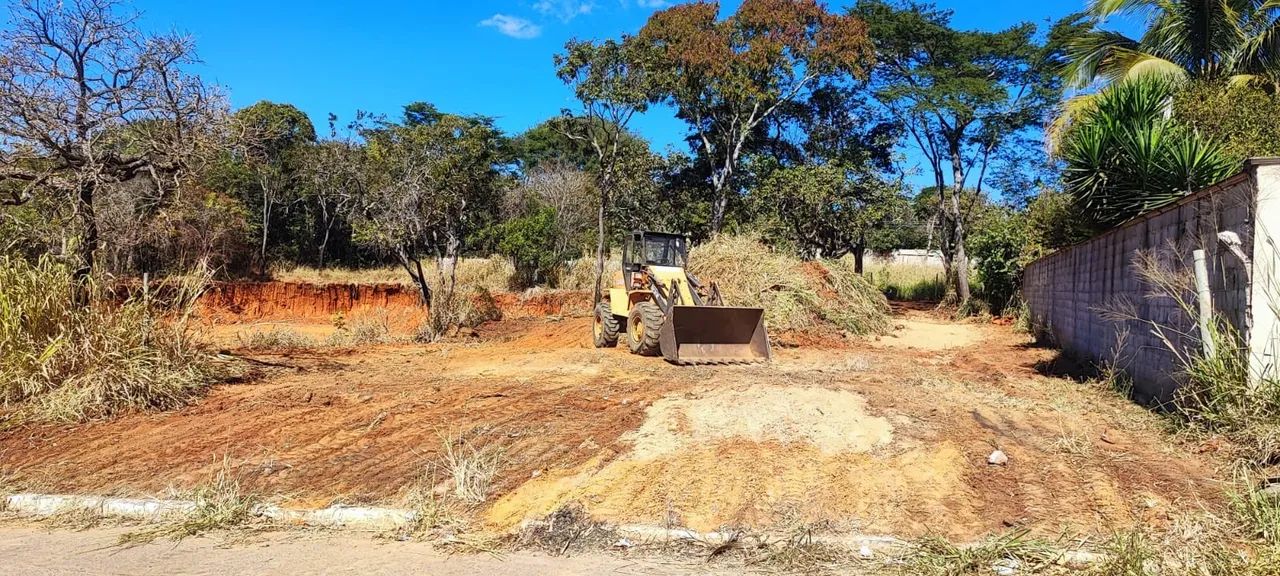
(1174, 81, 1280, 165)
(855, 0, 1067, 306)
(639, 0, 874, 232)
(1061, 77, 1237, 226)
(1023, 189, 1096, 259)
(968, 208, 1028, 314)
(1064, 0, 1280, 90)
(494, 206, 559, 288)
(0, 257, 224, 423)
(754, 163, 906, 261)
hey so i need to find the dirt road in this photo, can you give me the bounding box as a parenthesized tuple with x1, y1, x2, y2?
(0, 525, 737, 576)
(0, 293, 1227, 543)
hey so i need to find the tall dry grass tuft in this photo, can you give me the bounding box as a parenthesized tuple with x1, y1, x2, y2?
(0, 256, 226, 423)
(688, 236, 890, 335)
(559, 252, 621, 292)
(865, 261, 947, 302)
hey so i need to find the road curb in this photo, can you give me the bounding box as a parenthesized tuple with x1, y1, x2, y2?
(3, 493, 416, 531)
(2, 493, 1104, 566)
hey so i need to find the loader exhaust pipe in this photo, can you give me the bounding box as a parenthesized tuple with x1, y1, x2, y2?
(658, 305, 771, 365)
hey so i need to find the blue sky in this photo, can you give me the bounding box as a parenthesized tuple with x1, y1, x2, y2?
(113, 0, 1116, 186)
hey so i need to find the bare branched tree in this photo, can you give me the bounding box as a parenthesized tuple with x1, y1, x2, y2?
(0, 0, 222, 288)
(299, 114, 369, 269)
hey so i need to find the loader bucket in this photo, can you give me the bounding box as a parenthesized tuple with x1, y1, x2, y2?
(658, 305, 772, 365)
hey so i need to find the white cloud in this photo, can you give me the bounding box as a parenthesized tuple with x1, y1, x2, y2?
(635, 0, 669, 8)
(533, 0, 595, 22)
(479, 14, 543, 39)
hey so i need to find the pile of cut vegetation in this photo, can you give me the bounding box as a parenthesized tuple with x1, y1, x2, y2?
(688, 236, 891, 336)
(0, 257, 227, 423)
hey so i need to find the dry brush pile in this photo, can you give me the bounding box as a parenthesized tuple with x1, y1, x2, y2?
(689, 235, 891, 336)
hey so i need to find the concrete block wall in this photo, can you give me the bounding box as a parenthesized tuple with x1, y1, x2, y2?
(1022, 160, 1280, 403)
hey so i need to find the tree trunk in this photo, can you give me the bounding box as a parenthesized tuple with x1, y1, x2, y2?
(258, 194, 272, 277)
(73, 179, 98, 305)
(853, 234, 866, 275)
(395, 247, 431, 306)
(709, 180, 729, 235)
(947, 144, 972, 307)
(592, 180, 609, 306)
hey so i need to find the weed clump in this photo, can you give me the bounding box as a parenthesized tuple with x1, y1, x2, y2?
(688, 235, 890, 335)
(120, 458, 262, 545)
(0, 257, 225, 422)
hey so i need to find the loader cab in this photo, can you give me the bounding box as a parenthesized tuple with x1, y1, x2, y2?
(623, 231, 688, 286)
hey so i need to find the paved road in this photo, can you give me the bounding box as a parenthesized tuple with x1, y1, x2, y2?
(0, 526, 739, 576)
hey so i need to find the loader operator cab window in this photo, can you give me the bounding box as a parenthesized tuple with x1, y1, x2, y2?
(628, 233, 686, 269)
(643, 235, 687, 268)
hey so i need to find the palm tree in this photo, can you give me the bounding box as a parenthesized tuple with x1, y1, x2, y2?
(1065, 0, 1280, 90)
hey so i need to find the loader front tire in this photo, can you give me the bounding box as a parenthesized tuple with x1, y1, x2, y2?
(627, 301, 664, 356)
(593, 303, 620, 348)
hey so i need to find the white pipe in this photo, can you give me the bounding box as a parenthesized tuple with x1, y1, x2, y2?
(1193, 249, 1216, 358)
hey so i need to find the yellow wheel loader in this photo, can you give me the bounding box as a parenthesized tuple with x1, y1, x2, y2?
(592, 231, 771, 365)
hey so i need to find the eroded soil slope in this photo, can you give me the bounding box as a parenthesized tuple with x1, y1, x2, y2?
(0, 301, 1223, 541)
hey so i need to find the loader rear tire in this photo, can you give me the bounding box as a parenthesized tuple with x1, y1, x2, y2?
(593, 303, 620, 348)
(627, 301, 664, 356)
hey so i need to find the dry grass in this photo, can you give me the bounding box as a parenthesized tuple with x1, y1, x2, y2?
(0, 256, 227, 423)
(239, 327, 318, 350)
(119, 458, 263, 545)
(688, 236, 890, 335)
(865, 262, 946, 302)
(559, 252, 621, 292)
(440, 433, 503, 504)
(274, 256, 517, 294)
(897, 530, 1062, 575)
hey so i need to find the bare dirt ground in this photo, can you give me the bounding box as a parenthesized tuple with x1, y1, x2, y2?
(0, 285, 1226, 543)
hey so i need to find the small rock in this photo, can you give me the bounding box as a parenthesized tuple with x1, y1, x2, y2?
(858, 544, 874, 559)
(993, 558, 1020, 575)
(357, 393, 374, 403)
(530, 469, 542, 478)
(613, 537, 633, 549)
(988, 449, 1009, 466)
(1259, 483, 1280, 499)
(1101, 430, 1116, 444)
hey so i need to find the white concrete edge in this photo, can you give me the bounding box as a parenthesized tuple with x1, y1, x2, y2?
(2, 493, 1103, 566)
(3, 493, 416, 531)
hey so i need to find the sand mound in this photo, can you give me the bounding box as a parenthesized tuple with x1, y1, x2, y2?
(624, 386, 893, 459)
(485, 386, 938, 534)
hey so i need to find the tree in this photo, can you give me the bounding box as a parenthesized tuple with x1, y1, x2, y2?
(502, 163, 596, 273)
(0, 0, 219, 289)
(300, 113, 369, 268)
(1173, 80, 1280, 165)
(1059, 77, 1236, 226)
(854, 0, 1065, 307)
(226, 101, 316, 274)
(353, 103, 504, 334)
(755, 163, 904, 270)
(638, 0, 874, 233)
(1064, 0, 1280, 90)
(555, 36, 653, 305)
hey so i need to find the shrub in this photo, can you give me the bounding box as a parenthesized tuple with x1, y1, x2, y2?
(969, 208, 1027, 315)
(688, 235, 890, 335)
(0, 257, 224, 422)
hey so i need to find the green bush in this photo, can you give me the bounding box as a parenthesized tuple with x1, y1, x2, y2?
(969, 208, 1027, 315)
(494, 206, 559, 288)
(0, 257, 224, 422)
